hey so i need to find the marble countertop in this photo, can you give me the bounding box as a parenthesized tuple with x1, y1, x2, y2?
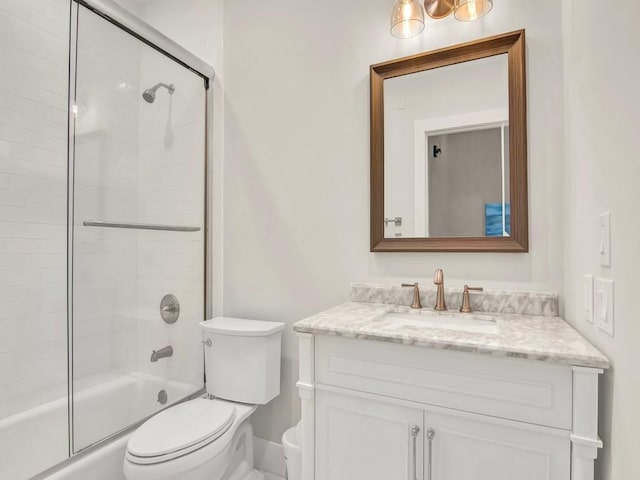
(293, 302, 610, 369)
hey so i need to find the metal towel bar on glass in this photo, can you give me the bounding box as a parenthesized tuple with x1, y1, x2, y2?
(83, 220, 201, 232)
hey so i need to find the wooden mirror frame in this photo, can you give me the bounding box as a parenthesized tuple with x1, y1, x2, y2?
(370, 30, 528, 252)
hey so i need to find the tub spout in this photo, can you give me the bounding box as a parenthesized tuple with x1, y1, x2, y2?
(150, 346, 173, 362)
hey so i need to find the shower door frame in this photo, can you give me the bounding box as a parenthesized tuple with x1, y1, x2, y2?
(66, 0, 215, 458)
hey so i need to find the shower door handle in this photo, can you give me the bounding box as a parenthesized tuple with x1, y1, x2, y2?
(83, 220, 201, 232)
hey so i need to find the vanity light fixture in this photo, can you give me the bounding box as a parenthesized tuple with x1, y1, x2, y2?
(453, 0, 493, 21)
(424, 0, 454, 19)
(391, 0, 494, 38)
(390, 0, 425, 39)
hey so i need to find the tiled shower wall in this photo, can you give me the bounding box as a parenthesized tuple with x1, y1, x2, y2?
(135, 46, 205, 388)
(73, 4, 206, 394)
(0, 0, 69, 418)
(72, 2, 140, 391)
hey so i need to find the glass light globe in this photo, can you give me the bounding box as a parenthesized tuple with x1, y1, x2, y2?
(391, 0, 425, 39)
(454, 0, 493, 21)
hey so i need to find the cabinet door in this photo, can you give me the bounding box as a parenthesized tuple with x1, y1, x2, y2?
(316, 390, 424, 480)
(425, 409, 570, 480)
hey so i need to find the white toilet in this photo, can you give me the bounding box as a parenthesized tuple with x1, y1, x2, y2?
(123, 317, 285, 480)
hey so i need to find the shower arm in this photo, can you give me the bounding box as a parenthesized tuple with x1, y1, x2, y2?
(151, 82, 175, 94)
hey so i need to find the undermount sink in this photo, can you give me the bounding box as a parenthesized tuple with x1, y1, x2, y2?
(378, 309, 499, 334)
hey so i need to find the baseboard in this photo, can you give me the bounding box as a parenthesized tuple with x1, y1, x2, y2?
(253, 436, 286, 479)
(262, 473, 285, 480)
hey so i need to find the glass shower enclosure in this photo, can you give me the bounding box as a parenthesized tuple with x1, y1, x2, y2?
(0, 1, 212, 477)
(70, 2, 207, 453)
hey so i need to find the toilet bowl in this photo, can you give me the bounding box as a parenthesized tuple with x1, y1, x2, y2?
(123, 317, 285, 480)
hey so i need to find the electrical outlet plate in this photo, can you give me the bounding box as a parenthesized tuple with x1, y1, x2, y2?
(595, 278, 614, 336)
(584, 275, 594, 324)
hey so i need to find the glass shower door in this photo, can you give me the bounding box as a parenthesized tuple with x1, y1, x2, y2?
(70, 5, 206, 452)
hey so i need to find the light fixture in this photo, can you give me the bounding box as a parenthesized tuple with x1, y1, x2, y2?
(391, 0, 494, 38)
(424, 0, 454, 19)
(390, 0, 425, 39)
(453, 0, 493, 22)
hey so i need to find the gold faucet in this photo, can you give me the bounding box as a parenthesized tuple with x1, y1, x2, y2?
(401, 283, 422, 309)
(459, 285, 484, 313)
(433, 269, 447, 311)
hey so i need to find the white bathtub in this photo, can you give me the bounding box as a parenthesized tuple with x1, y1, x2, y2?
(0, 373, 198, 480)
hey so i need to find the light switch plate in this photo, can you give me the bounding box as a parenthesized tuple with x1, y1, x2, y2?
(599, 212, 611, 267)
(584, 275, 594, 324)
(595, 278, 614, 336)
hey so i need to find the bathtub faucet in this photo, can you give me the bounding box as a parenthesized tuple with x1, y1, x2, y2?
(150, 345, 173, 362)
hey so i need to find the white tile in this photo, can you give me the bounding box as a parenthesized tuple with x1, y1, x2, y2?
(0, 0, 68, 424)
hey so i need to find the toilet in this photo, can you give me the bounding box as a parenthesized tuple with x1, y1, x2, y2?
(123, 317, 285, 480)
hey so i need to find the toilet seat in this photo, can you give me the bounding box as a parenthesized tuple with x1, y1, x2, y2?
(126, 398, 236, 465)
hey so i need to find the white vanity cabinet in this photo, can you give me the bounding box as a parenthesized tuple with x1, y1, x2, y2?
(315, 390, 424, 480)
(424, 408, 570, 480)
(315, 389, 570, 480)
(298, 334, 603, 480)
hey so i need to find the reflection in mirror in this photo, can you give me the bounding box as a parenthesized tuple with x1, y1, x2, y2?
(383, 54, 509, 239)
(427, 126, 509, 237)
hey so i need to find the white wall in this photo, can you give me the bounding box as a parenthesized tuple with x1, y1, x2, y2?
(223, 0, 565, 442)
(117, 0, 222, 68)
(562, 1, 640, 478)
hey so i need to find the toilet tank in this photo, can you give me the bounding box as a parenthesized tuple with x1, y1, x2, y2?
(200, 317, 285, 405)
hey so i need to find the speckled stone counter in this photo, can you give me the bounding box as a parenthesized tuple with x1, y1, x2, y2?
(293, 286, 609, 369)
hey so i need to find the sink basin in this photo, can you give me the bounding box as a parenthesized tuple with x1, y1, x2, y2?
(378, 310, 499, 334)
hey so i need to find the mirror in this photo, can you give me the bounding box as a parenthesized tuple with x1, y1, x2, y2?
(384, 55, 509, 238)
(371, 31, 528, 252)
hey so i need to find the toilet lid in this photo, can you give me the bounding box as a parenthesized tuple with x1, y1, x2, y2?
(127, 398, 236, 458)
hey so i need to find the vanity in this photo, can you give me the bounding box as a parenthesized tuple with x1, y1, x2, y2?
(294, 284, 609, 480)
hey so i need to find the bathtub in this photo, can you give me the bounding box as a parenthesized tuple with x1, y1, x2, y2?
(0, 373, 199, 480)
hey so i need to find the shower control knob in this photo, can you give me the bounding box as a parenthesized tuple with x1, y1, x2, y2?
(160, 294, 180, 324)
(202, 339, 212, 347)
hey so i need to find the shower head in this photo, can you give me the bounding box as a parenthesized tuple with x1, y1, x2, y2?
(142, 82, 175, 103)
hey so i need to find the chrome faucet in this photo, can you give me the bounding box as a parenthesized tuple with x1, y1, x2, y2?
(150, 346, 173, 362)
(433, 269, 447, 311)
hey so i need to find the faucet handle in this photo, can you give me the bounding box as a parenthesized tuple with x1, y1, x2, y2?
(460, 285, 484, 313)
(465, 286, 484, 292)
(401, 283, 422, 309)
